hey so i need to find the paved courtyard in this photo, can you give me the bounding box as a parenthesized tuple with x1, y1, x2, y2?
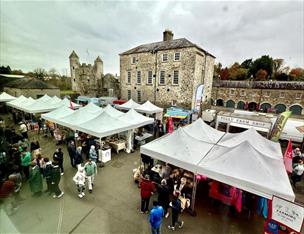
(1, 123, 303, 234)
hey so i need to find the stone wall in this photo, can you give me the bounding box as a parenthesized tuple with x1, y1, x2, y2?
(120, 47, 214, 109)
(211, 84, 304, 115)
(4, 87, 60, 99)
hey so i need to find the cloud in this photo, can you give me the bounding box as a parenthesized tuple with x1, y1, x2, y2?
(0, 1, 303, 75)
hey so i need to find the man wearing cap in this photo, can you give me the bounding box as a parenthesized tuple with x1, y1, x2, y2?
(84, 158, 97, 193)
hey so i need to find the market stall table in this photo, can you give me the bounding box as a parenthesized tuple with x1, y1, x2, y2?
(135, 132, 153, 145)
(108, 139, 126, 154)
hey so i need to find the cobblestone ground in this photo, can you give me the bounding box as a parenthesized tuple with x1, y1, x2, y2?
(1, 114, 303, 234)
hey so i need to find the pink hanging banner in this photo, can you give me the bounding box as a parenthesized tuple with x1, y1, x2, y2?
(284, 139, 293, 173)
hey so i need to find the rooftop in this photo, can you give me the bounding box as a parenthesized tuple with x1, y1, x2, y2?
(120, 38, 215, 58)
(3, 78, 59, 89)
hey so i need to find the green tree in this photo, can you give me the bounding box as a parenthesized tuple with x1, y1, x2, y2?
(0, 65, 11, 74)
(251, 55, 273, 78)
(241, 59, 253, 70)
(33, 68, 47, 80)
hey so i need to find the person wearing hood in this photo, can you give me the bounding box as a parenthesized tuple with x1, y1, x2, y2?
(28, 161, 43, 196)
(73, 166, 86, 198)
(89, 145, 98, 163)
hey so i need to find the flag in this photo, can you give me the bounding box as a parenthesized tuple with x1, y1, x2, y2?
(270, 111, 292, 142)
(70, 100, 74, 110)
(283, 139, 293, 173)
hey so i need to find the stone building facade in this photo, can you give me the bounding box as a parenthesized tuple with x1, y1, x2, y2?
(3, 78, 60, 98)
(119, 30, 215, 110)
(69, 51, 103, 96)
(211, 80, 304, 116)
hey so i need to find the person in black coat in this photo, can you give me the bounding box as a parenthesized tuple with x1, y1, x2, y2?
(50, 160, 64, 198)
(157, 179, 170, 218)
(53, 148, 64, 175)
(67, 140, 76, 168)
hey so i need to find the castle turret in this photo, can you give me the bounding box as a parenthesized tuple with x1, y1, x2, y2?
(94, 56, 103, 79)
(69, 50, 80, 91)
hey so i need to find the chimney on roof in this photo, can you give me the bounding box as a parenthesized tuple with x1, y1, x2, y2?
(163, 29, 174, 41)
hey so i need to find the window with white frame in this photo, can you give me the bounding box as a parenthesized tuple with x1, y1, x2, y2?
(280, 92, 285, 98)
(174, 52, 181, 61)
(131, 57, 136, 64)
(240, 90, 246, 96)
(162, 54, 168, 62)
(127, 71, 131, 84)
(147, 71, 153, 84)
(159, 71, 165, 85)
(296, 93, 302, 99)
(127, 90, 131, 100)
(108, 89, 114, 97)
(173, 70, 179, 85)
(137, 90, 141, 103)
(137, 71, 141, 84)
(229, 89, 235, 95)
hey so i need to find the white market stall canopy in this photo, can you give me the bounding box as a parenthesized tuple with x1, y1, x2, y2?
(41, 106, 75, 123)
(141, 118, 295, 202)
(6, 95, 28, 108)
(116, 99, 140, 110)
(0, 92, 16, 102)
(75, 108, 154, 138)
(135, 101, 163, 114)
(44, 103, 102, 129)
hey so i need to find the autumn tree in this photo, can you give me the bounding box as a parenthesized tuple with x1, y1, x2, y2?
(250, 55, 273, 78)
(219, 67, 229, 80)
(227, 63, 248, 80)
(289, 68, 304, 81)
(255, 69, 268, 81)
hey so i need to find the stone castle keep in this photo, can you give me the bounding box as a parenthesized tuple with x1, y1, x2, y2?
(119, 30, 215, 109)
(69, 50, 103, 96)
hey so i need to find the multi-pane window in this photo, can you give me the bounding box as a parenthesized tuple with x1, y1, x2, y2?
(159, 71, 165, 84)
(173, 70, 179, 85)
(240, 90, 246, 96)
(280, 92, 285, 98)
(137, 90, 141, 103)
(174, 52, 181, 61)
(264, 91, 270, 97)
(108, 89, 114, 97)
(137, 71, 141, 84)
(229, 89, 235, 95)
(127, 90, 131, 100)
(147, 71, 153, 84)
(127, 71, 131, 84)
(131, 57, 136, 64)
(162, 54, 168, 62)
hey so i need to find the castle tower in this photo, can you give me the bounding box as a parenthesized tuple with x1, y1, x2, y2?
(69, 50, 80, 91)
(94, 56, 103, 79)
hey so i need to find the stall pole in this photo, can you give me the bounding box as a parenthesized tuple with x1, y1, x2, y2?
(190, 174, 198, 216)
(126, 129, 134, 153)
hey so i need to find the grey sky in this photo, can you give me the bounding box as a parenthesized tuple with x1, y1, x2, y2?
(0, 1, 303, 76)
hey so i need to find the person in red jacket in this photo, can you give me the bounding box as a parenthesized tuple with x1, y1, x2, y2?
(140, 174, 155, 214)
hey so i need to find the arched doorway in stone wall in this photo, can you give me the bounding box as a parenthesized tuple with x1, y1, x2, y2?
(236, 101, 245, 110)
(289, 104, 303, 115)
(260, 103, 271, 113)
(274, 104, 286, 114)
(226, 100, 235, 108)
(216, 99, 224, 106)
(248, 102, 257, 111)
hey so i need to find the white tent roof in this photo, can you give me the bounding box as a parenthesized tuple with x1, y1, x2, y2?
(0, 92, 16, 102)
(56, 98, 81, 109)
(103, 104, 124, 117)
(219, 127, 282, 159)
(54, 106, 103, 129)
(6, 95, 27, 108)
(49, 96, 62, 105)
(118, 109, 154, 129)
(116, 99, 140, 110)
(141, 118, 295, 201)
(75, 111, 132, 138)
(183, 118, 225, 144)
(141, 127, 215, 172)
(18, 97, 36, 111)
(41, 106, 75, 123)
(135, 101, 163, 114)
(197, 141, 294, 201)
(80, 102, 102, 113)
